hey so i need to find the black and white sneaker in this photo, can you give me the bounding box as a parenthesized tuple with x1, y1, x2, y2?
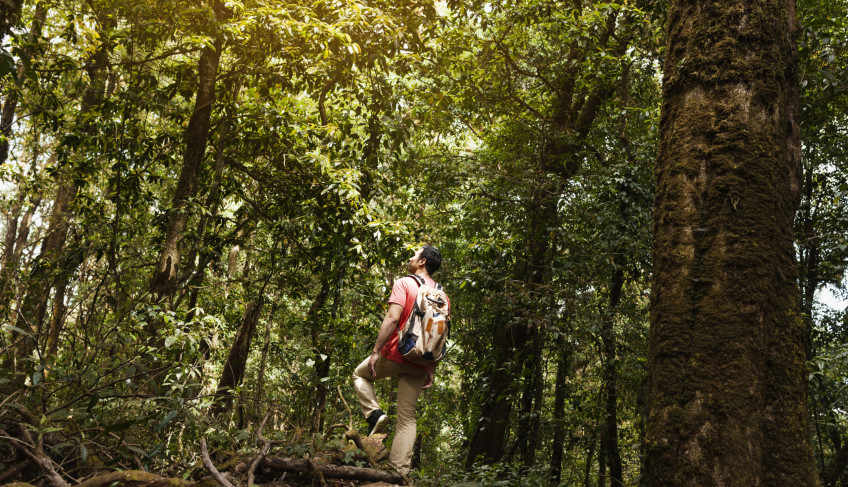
(366, 409, 388, 436)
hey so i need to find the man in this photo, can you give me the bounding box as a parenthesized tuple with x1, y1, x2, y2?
(351, 245, 450, 476)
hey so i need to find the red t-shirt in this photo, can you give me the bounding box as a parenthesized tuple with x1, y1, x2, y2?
(380, 275, 450, 369)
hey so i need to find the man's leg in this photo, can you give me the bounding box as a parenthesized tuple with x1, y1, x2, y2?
(389, 368, 427, 475)
(351, 354, 404, 418)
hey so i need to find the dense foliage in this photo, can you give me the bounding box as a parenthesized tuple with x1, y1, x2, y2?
(0, 0, 846, 485)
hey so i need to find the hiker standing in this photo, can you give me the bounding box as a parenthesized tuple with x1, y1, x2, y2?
(351, 245, 451, 476)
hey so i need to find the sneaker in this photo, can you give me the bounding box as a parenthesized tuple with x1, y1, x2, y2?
(366, 409, 388, 436)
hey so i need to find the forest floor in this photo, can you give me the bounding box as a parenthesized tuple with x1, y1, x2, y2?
(1, 428, 412, 487)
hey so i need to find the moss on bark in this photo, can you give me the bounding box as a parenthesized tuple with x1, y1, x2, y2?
(646, 0, 815, 485)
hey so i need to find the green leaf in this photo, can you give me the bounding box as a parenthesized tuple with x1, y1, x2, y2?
(155, 410, 178, 432)
(2, 324, 32, 337)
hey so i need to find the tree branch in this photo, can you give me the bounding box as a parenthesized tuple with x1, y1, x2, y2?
(201, 438, 238, 487)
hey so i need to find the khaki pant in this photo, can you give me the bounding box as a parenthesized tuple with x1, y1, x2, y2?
(352, 354, 427, 475)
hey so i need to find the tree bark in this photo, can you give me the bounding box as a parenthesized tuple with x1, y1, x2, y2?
(645, 0, 816, 485)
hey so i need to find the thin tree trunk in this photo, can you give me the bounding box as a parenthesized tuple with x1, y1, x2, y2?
(467, 9, 629, 468)
(254, 302, 278, 411)
(597, 429, 607, 487)
(150, 1, 227, 299)
(213, 296, 264, 415)
(549, 334, 571, 485)
(308, 278, 331, 433)
(645, 0, 816, 484)
(7, 180, 76, 381)
(527, 324, 546, 466)
(0, 2, 46, 166)
(0, 182, 40, 320)
(584, 437, 596, 487)
(600, 266, 624, 487)
(465, 311, 522, 468)
(6, 10, 112, 378)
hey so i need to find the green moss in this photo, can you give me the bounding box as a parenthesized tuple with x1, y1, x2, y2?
(648, 0, 815, 484)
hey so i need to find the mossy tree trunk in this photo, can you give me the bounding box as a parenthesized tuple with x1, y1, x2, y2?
(645, 0, 816, 485)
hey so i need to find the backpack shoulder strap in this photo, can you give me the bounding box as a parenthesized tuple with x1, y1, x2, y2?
(406, 274, 426, 287)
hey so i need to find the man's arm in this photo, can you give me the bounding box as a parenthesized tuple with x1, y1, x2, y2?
(423, 364, 435, 390)
(368, 303, 404, 378)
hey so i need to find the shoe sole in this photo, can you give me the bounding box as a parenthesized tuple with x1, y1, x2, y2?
(369, 414, 389, 436)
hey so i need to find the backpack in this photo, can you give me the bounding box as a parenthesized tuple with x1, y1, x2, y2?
(397, 274, 450, 366)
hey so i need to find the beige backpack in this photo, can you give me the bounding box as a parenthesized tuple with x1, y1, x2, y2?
(397, 275, 450, 366)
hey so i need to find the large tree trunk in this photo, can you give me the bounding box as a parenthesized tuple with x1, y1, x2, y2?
(465, 310, 521, 468)
(645, 0, 816, 485)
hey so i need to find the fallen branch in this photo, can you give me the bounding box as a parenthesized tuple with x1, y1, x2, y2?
(200, 438, 238, 487)
(246, 412, 271, 487)
(260, 457, 404, 484)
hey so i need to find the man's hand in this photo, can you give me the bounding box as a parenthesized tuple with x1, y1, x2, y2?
(422, 365, 435, 390)
(368, 351, 380, 378)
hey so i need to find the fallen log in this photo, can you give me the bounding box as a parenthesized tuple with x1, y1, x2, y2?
(260, 457, 404, 485)
(74, 470, 193, 487)
(72, 471, 220, 487)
